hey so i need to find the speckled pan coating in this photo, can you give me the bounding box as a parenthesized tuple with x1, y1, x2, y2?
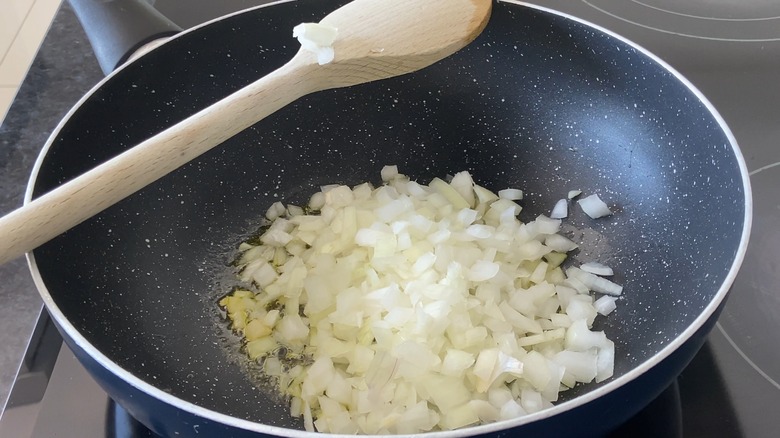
(26, 0, 750, 437)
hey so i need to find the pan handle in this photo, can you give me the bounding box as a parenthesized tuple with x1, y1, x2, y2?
(67, 0, 182, 75)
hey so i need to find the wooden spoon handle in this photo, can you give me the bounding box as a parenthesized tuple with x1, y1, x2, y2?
(0, 59, 312, 265)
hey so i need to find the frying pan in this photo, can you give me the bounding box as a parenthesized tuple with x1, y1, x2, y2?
(26, 0, 750, 436)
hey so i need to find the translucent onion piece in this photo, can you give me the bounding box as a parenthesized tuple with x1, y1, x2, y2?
(381, 165, 399, 182)
(498, 188, 523, 200)
(566, 267, 623, 296)
(577, 194, 612, 218)
(292, 22, 338, 65)
(550, 199, 568, 219)
(594, 295, 618, 316)
(581, 261, 614, 276)
(545, 234, 578, 252)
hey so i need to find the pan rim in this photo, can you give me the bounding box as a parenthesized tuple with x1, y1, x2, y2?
(25, 0, 753, 436)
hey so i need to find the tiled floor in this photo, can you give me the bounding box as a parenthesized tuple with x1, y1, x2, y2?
(0, 0, 61, 125)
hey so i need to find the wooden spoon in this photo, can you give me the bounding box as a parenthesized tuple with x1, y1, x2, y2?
(0, 0, 492, 265)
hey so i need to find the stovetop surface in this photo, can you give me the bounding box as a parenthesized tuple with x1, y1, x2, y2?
(2, 0, 779, 437)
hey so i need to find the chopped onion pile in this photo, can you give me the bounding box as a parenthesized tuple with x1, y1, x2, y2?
(219, 168, 621, 434)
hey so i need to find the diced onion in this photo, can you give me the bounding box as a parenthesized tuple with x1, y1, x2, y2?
(265, 201, 286, 221)
(550, 199, 568, 219)
(594, 295, 618, 316)
(219, 168, 621, 434)
(498, 188, 523, 200)
(451, 172, 477, 207)
(293, 22, 338, 65)
(544, 234, 578, 252)
(381, 165, 399, 182)
(473, 185, 499, 204)
(577, 194, 612, 218)
(581, 261, 614, 276)
(567, 190, 582, 199)
(566, 267, 623, 296)
(595, 340, 615, 383)
(308, 192, 326, 210)
(533, 215, 561, 235)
